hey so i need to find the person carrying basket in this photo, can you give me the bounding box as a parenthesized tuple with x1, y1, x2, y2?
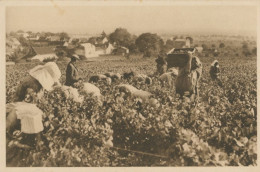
(167, 48, 202, 100)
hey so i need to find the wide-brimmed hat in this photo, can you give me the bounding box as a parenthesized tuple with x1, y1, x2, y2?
(211, 60, 219, 66)
(71, 54, 80, 60)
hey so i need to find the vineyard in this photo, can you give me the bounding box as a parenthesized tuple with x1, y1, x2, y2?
(6, 54, 257, 166)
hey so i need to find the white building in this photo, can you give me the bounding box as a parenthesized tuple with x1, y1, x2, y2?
(80, 43, 99, 58)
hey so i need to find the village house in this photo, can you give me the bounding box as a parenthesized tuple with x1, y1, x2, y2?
(112, 46, 129, 56)
(80, 43, 99, 58)
(6, 37, 21, 49)
(28, 34, 40, 41)
(17, 32, 29, 38)
(47, 35, 61, 42)
(96, 36, 109, 45)
(30, 46, 58, 62)
(95, 43, 114, 56)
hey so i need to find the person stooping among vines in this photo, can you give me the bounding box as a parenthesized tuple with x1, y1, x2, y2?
(155, 52, 168, 75)
(7, 62, 62, 150)
(175, 52, 202, 100)
(209, 60, 223, 87)
(65, 54, 82, 87)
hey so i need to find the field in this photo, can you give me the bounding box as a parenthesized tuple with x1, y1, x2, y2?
(6, 54, 257, 166)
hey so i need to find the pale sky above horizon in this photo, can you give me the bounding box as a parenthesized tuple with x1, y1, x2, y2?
(6, 6, 257, 36)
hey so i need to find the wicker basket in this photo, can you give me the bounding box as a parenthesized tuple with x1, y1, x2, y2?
(166, 53, 190, 68)
(166, 48, 195, 68)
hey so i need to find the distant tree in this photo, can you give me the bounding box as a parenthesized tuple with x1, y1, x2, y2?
(135, 33, 164, 57)
(128, 43, 139, 54)
(88, 37, 97, 45)
(173, 36, 178, 40)
(126, 35, 138, 54)
(71, 39, 80, 45)
(101, 31, 107, 38)
(202, 44, 208, 50)
(252, 47, 257, 55)
(45, 32, 55, 37)
(17, 30, 24, 33)
(109, 28, 132, 47)
(9, 31, 17, 37)
(59, 32, 69, 41)
(132, 35, 138, 41)
(39, 32, 46, 37)
(242, 42, 248, 49)
(219, 43, 225, 48)
(18, 36, 29, 46)
(26, 31, 32, 34)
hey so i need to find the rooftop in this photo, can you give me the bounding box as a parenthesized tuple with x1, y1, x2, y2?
(32, 46, 56, 55)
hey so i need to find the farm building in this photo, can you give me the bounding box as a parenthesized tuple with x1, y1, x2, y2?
(173, 38, 191, 48)
(80, 43, 99, 58)
(105, 43, 114, 54)
(96, 43, 115, 55)
(17, 32, 29, 38)
(113, 46, 129, 55)
(31, 46, 58, 62)
(48, 36, 61, 42)
(28, 35, 40, 41)
(6, 38, 21, 49)
(96, 37, 109, 45)
(30, 40, 49, 47)
(87, 36, 109, 46)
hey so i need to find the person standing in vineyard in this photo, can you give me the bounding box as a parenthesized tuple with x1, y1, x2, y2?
(210, 60, 220, 80)
(65, 54, 82, 87)
(192, 55, 203, 97)
(155, 52, 167, 75)
(175, 52, 202, 100)
(210, 60, 222, 86)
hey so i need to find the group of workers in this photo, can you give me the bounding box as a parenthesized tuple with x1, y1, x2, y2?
(6, 50, 221, 151)
(156, 50, 221, 99)
(6, 54, 82, 151)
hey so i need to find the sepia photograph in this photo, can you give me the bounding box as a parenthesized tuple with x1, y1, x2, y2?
(2, 0, 259, 169)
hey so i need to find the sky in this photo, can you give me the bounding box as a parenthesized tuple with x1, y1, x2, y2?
(6, 5, 257, 36)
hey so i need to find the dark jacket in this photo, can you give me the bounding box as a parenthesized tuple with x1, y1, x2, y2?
(65, 62, 79, 86)
(210, 65, 220, 80)
(156, 56, 168, 75)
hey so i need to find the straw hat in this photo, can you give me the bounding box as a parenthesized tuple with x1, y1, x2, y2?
(71, 54, 80, 60)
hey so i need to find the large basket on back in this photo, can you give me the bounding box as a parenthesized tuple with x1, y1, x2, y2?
(166, 48, 195, 68)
